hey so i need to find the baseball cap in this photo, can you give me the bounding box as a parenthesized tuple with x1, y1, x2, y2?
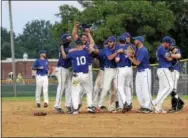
(132, 36, 144, 43)
(75, 37, 83, 45)
(107, 36, 116, 43)
(39, 50, 47, 55)
(119, 35, 126, 41)
(60, 33, 71, 41)
(162, 36, 173, 45)
(123, 32, 131, 38)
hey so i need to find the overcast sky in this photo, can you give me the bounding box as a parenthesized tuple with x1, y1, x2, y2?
(2, 1, 83, 35)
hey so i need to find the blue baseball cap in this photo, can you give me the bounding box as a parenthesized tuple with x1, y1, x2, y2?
(75, 37, 83, 45)
(133, 36, 144, 43)
(107, 36, 116, 43)
(39, 50, 47, 55)
(123, 32, 131, 38)
(162, 36, 173, 45)
(60, 33, 71, 41)
(119, 35, 126, 41)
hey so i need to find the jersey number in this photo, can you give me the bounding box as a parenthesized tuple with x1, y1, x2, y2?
(76, 56, 86, 66)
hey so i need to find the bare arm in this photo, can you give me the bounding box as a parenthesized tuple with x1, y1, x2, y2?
(72, 22, 79, 40)
(128, 56, 141, 66)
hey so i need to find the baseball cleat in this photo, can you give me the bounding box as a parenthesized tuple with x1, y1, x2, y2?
(137, 107, 145, 113)
(87, 107, 96, 113)
(44, 103, 48, 108)
(141, 108, 153, 114)
(54, 107, 64, 113)
(66, 106, 73, 114)
(72, 111, 79, 115)
(36, 103, 41, 108)
(155, 109, 167, 114)
(168, 107, 183, 113)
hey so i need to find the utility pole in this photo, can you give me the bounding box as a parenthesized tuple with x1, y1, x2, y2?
(8, 0, 17, 97)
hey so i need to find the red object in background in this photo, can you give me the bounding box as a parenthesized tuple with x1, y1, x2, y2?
(1, 59, 57, 80)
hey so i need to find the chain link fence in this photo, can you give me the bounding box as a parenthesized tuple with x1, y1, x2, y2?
(1, 60, 188, 97)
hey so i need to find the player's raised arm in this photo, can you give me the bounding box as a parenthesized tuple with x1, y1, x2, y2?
(72, 22, 79, 40)
(85, 28, 99, 54)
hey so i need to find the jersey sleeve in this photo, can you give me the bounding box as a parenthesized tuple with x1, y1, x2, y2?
(136, 49, 146, 62)
(105, 48, 112, 57)
(32, 59, 39, 70)
(66, 52, 72, 59)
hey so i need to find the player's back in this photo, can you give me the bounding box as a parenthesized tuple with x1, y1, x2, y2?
(68, 49, 89, 73)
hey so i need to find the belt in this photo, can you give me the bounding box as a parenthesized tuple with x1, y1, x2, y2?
(137, 68, 149, 72)
(105, 66, 116, 68)
(57, 66, 70, 69)
(37, 74, 48, 76)
(118, 65, 131, 68)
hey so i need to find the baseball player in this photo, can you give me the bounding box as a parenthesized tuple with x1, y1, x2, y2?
(115, 34, 133, 113)
(92, 40, 107, 109)
(32, 50, 49, 108)
(152, 36, 175, 113)
(72, 22, 99, 109)
(98, 36, 122, 112)
(61, 29, 96, 115)
(54, 34, 73, 113)
(166, 42, 184, 113)
(127, 36, 152, 113)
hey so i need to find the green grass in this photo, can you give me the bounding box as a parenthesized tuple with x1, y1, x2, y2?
(2, 95, 188, 101)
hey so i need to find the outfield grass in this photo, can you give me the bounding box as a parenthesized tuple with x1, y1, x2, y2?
(2, 95, 188, 101)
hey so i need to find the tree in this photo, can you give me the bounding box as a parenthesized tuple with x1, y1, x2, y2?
(1, 27, 12, 59)
(16, 20, 58, 58)
(75, 1, 174, 62)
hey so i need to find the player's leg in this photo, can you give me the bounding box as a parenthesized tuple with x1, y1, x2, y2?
(141, 69, 152, 113)
(42, 76, 49, 107)
(54, 67, 66, 111)
(169, 70, 184, 112)
(71, 74, 81, 114)
(124, 67, 133, 111)
(153, 69, 173, 112)
(93, 70, 102, 107)
(108, 79, 118, 112)
(98, 68, 114, 108)
(35, 75, 43, 107)
(135, 72, 145, 112)
(64, 70, 73, 113)
(81, 73, 95, 113)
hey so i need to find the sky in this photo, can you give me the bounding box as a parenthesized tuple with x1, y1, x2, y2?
(1, 1, 83, 35)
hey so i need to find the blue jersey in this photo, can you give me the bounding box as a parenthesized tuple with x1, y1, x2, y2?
(85, 43, 98, 65)
(136, 46, 150, 71)
(98, 48, 105, 70)
(32, 58, 48, 76)
(156, 45, 172, 68)
(57, 46, 72, 68)
(104, 46, 117, 68)
(171, 49, 181, 72)
(67, 49, 90, 73)
(115, 44, 131, 67)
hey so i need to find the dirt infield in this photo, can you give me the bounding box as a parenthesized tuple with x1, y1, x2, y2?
(2, 98, 188, 137)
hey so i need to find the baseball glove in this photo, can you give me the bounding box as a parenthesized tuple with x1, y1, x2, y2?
(33, 112, 47, 116)
(126, 44, 136, 56)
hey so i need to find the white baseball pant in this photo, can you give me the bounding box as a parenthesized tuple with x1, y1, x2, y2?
(35, 75, 49, 104)
(136, 68, 152, 110)
(93, 69, 104, 107)
(153, 68, 174, 109)
(78, 64, 93, 104)
(172, 70, 180, 91)
(72, 72, 93, 110)
(54, 67, 72, 108)
(116, 67, 133, 106)
(98, 68, 117, 108)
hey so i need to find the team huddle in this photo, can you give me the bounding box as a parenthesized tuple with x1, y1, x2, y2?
(32, 22, 184, 115)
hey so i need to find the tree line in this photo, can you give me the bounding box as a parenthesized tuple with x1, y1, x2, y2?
(2, 0, 188, 63)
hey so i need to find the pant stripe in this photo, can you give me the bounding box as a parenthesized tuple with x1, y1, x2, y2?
(146, 70, 152, 108)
